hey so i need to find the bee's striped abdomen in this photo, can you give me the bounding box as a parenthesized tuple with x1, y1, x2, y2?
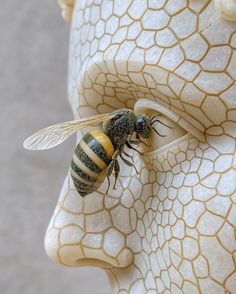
(70, 130, 114, 197)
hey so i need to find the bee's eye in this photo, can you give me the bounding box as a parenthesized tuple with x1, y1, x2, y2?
(137, 119, 146, 129)
(135, 116, 150, 138)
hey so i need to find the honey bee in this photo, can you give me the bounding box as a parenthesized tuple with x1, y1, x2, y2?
(24, 108, 168, 196)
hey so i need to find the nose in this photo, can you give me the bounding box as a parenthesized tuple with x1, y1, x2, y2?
(44, 175, 133, 268)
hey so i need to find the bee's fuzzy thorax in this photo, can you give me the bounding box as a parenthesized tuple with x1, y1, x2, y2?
(103, 108, 136, 150)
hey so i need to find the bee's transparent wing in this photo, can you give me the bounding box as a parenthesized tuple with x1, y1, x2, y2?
(23, 113, 116, 150)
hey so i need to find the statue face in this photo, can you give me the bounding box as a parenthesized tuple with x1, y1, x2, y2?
(45, 0, 236, 292)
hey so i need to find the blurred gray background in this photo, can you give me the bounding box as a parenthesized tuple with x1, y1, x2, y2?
(0, 1, 111, 293)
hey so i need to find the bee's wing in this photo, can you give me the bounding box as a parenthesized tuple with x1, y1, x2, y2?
(23, 113, 116, 150)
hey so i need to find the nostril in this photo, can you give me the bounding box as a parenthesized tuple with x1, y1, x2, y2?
(45, 226, 133, 268)
(58, 244, 84, 266)
(76, 258, 114, 268)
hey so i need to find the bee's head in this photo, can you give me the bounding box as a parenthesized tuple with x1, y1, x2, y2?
(134, 114, 151, 138)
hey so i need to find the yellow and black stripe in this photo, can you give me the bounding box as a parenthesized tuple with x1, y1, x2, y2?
(70, 130, 114, 197)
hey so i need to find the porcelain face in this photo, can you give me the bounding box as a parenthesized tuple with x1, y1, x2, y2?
(45, 1, 236, 293)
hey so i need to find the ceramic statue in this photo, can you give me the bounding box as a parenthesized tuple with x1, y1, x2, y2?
(45, 0, 236, 293)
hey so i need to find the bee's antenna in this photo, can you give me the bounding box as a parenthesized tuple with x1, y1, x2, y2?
(151, 126, 166, 137)
(150, 114, 160, 122)
(150, 114, 173, 129)
(151, 119, 172, 128)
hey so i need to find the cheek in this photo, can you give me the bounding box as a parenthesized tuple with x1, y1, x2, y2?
(141, 135, 236, 236)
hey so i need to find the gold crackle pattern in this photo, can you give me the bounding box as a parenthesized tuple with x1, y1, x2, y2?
(45, 1, 236, 293)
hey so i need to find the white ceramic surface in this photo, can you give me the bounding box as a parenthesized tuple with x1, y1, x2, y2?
(46, 1, 236, 293)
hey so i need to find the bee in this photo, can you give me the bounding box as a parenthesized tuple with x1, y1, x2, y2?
(24, 108, 168, 197)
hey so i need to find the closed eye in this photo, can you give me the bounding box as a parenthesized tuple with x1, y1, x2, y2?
(134, 98, 205, 154)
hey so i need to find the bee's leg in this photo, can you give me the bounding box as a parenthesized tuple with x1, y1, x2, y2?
(136, 133, 151, 147)
(123, 150, 134, 162)
(106, 175, 111, 194)
(128, 134, 151, 149)
(120, 154, 139, 174)
(128, 138, 140, 145)
(113, 160, 120, 189)
(126, 141, 143, 156)
(140, 140, 151, 147)
(106, 161, 115, 194)
(106, 150, 119, 194)
(129, 134, 150, 147)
